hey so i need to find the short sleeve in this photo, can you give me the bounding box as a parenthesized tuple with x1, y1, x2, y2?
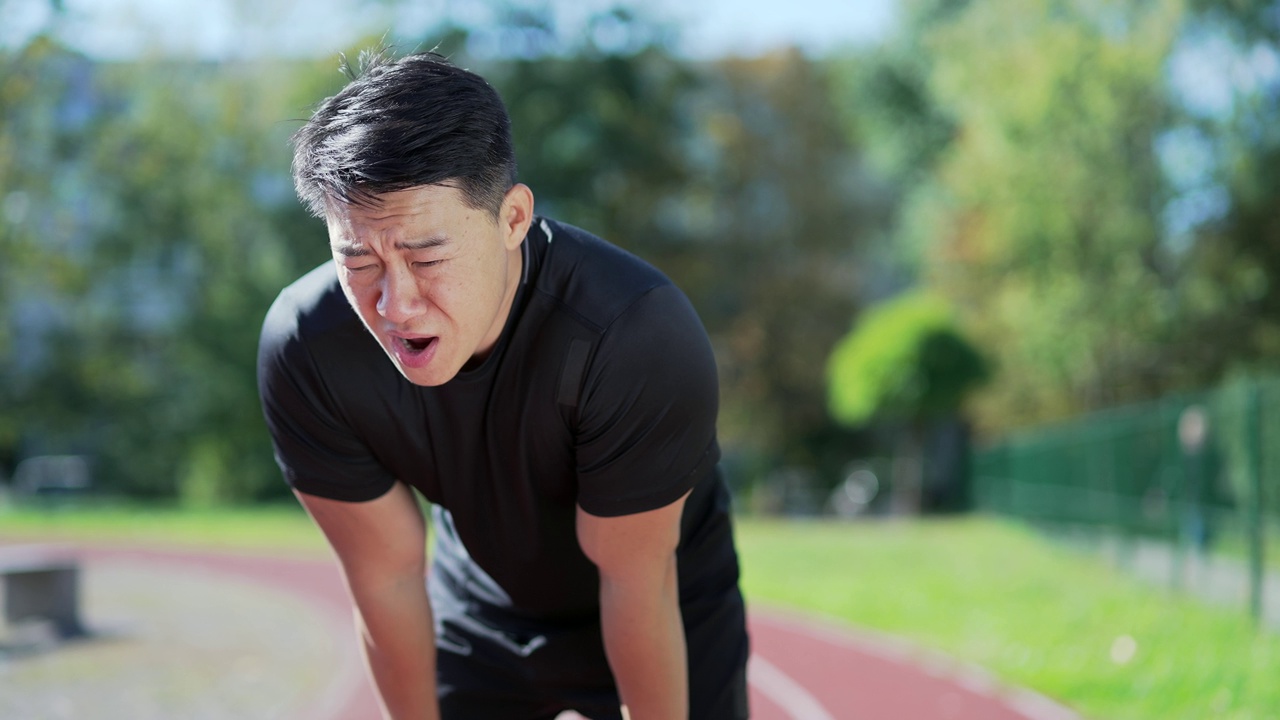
(574, 284, 720, 517)
(256, 286, 397, 503)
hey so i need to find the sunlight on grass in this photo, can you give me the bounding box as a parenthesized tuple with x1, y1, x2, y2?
(0, 503, 328, 557)
(734, 516, 1280, 720)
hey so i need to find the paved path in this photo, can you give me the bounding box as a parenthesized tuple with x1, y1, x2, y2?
(10, 546, 1082, 720)
(1095, 536, 1280, 631)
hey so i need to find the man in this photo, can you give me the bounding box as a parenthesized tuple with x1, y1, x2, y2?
(257, 49, 749, 720)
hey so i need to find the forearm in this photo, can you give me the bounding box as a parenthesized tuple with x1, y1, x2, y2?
(350, 575, 439, 720)
(599, 558, 688, 720)
(293, 486, 436, 719)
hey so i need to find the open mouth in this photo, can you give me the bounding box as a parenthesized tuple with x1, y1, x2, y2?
(397, 336, 436, 354)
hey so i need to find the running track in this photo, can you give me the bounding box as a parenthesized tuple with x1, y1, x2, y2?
(83, 548, 1080, 720)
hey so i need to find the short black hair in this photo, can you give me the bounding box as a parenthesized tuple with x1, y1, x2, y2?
(291, 48, 517, 219)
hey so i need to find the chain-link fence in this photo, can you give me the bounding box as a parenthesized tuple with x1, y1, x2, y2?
(974, 377, 1279, 626)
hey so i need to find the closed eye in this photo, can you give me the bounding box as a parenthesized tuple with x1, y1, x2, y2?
(414, 260, 444, 268)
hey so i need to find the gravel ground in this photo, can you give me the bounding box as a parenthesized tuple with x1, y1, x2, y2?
(0, 557, 343, 720)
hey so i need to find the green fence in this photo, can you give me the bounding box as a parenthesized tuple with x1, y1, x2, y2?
(974, 376, 1278, 625)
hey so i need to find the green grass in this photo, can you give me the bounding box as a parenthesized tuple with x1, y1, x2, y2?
(735, 516, 1280, 720)
(3, 505, 1277, 719)
(0, 502, 329, 556)
(1207, 526, 1280, 573)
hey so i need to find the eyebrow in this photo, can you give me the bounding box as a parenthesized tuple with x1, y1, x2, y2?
(331, 236, 450, 258)
(332, 244, 371, 258)
(397, 237, 449, 251)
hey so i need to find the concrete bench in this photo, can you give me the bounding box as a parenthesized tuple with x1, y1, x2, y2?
(0, 545, 86, 639)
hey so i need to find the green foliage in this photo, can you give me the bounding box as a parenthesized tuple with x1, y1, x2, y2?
(841, 0, 1195, 433)
(827, 292, 988, 427)
(830, 0, 959, 188)
(1171, 6, 1280, 379)
(928, 0, 1183, 428)
(482, 25, 882, 472)
(836, 0, 1280, 439)
(493, 43, 698, 264)
(1, 42, 332, 501)
(675, 51, 882, 470)
(2, 12, 882, 501)
(20, 0, 1279, 503)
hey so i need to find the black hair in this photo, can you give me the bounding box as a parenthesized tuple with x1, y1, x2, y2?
(290, 48, 517, 218)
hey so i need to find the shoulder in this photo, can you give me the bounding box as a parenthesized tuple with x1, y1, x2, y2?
(525, 218, 715, 398)
(257, 261, 379, 395)
(256, 262, 399, 502)
(260, 261, 358, 351)
(533, 218, 674, 334)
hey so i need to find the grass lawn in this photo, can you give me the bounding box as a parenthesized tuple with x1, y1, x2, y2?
(0, 503, 330, 556)
(736, 516, 1280, 720)
(2, 505, 1276, 719)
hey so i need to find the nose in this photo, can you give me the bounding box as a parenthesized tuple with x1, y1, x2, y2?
(375, 265, 425, 324)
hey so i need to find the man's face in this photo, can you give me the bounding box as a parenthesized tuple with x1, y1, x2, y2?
(325, 183, 532, 386)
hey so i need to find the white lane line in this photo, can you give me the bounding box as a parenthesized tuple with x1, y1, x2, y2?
(1006, 690, 1083, 720)
(748, 653, 838, 720)
(752, 608, 1081, 720)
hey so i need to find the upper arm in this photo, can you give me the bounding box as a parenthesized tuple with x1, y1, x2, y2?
(296, 482, 427, 587)
(577, 490, 689, 580)
(257, 281, 397, 502)
(574, 285, 720, 518)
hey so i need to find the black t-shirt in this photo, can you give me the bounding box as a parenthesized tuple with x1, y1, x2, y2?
(257, 217, 741, 627)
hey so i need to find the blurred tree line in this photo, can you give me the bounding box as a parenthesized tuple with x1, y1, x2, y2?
(1, 0, 1277, 506)
(831, 0, 1280, 435)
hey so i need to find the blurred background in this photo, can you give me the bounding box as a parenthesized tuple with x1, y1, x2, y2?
(5, 0, 1280, 521)
(3, 0, 1280, 716)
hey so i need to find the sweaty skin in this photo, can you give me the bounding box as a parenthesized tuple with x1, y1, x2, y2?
(325, 183, 532, 387)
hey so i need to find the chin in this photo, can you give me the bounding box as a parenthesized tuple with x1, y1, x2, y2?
(399, 364, 457, 388)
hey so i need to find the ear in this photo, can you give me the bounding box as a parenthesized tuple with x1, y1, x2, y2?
(500, 183, 535, 251)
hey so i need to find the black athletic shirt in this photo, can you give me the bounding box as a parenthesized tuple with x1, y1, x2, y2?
(257, 217, 742, 627)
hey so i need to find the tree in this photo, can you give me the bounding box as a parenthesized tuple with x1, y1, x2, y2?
(0, 38, 337, 502)
(483, 10, 698, 270)
(464, 16, 884, 483)
(827, 291, 988, 511)
(1, 5, 893, 502)
(863, 0, 1185, 433)
(1160, 0, 1280, 383)
(672, 50, 885, 479)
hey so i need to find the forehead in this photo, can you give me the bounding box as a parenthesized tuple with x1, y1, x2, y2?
(325, 184, 477, 235)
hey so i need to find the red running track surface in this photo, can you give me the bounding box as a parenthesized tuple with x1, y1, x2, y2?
(79, 548, 1078, 720)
